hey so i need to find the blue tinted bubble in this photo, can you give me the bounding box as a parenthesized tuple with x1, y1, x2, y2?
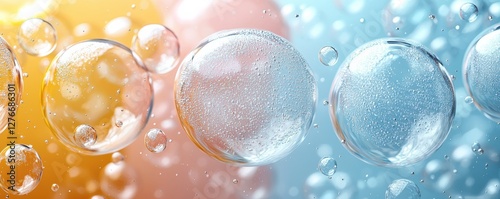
(330, 38, 455, 167)
(318, 157, 337, 177)
(460, 3, 479, 22)
(386, 179, 421, 199)
(175, 29, 316, 166)
(463, 24, 500, 122)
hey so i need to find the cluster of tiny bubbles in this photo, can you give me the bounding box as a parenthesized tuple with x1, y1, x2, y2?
(460, 2, 479, 22)
(385, 179, 421, 199)
(329, 38, 456, 167)
(0, 144, 43, 195)
(303, 171, 356, 199)
(382, 0, 436, 42)
(471, 142, 484, 155)
(144, 128, 167, 153)
(317, 157, 337, 177)
(0, 36, 22, 133)
(17, 18, 57, 56)
(41, 39, 153, 155)
(131, 24, 180, 74)
(463, 24, 500, 122)
(174, 29, 316, 166)
(100, 161, 138, 198)
(318, 46, 339, 66)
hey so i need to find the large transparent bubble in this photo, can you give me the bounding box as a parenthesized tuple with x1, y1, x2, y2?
(174, 29, 316, 166)
(0, 37, 23, 133)
(330, 38, 455, 167)
(41, 39, 153, 155)
(463, 24, 500, 122)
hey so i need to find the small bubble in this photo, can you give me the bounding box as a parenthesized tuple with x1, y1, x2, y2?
(471, 142, 484, 155)
(459, 3, 479, 22)
(323, 100, 329, 106)
(318, 157, 337, 177)
(359, 18, 365, 23)
(111, 152, 124, 164)
(51, 184, 59, 192)
(444, 155, 449, 160)
(464, 96, 474, 104)
(429, 14, 435, 20)
(131, 4, 136, 9)
(489, 16, 493, 21)
(115, 120, 123, 127)
(144, 128, 167, 153)
(295, 14, 299, 18)
(18, 18, 57, 56)
(313, 124, 318, 128)
(232, 179, 238, 184)
(22, 73, 28, 77)
(450, 75, 455, 81)
(74, 124, 97, 148)
(452, 169, 458, 174)
(455, 25, 460, 30)
(132, 24, 180, 74)
(318, 46, 338, 66)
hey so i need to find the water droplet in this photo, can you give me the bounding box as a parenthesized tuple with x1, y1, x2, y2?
(330, 38, 455, 167)
(385, 179, 421, 199)
(471, 142, 484, 155)
(0, 145, 43, 195)
(318, 46, 339, 66)
(459, 3, 479, 22)
(464, 96, 474, 104)
(144, 128, 167, 153)
(18, 18, 57, 56)
(74, 124, 97, 148)
(318, 157, 337, 177)
(51, 184, 59, 192)
(175, 29, 315, 166)
(112, 152, 124, 164)
(132, 24, 179, 74)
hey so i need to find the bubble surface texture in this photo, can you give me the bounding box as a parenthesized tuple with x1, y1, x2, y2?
(175, 29, 316, 166)
(330, 38, 455, 167)
(463, 25, 500, 122)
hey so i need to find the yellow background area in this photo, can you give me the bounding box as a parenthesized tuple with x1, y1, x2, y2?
(0, 0, 162, 198)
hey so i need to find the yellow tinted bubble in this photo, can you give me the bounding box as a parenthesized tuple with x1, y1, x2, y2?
(42, 39, 153, 155)
(0, 36, 23, 134)
(0, 144, 43, 195)
(18, 18, 57, 57)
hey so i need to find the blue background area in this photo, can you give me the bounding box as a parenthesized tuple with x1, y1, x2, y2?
(269, 0, 500, 198)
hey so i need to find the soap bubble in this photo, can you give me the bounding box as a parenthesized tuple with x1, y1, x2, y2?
(463, 24, 500, 122)
(42, 39, 153, 155)
(175, 29, 316, 166)
(460, 3, 479, 22)
(132, 24, 179, 74)
(317, 157, 337, 177)
(330, 38, 455, 167)
(386, 179, 421, 199)
(318, 46, 339, 66)
(144, 128, 167, 153)
(111, 152, 124, 164)
(0, 144, 43, 195)
(51, 183, 59, 192)
(74, 124, 97, 148)
(0, 37, 23, 133)
(17, 18, 57, 56)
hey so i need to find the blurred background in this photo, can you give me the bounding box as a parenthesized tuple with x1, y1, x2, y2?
(0, 0, 499, 198)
